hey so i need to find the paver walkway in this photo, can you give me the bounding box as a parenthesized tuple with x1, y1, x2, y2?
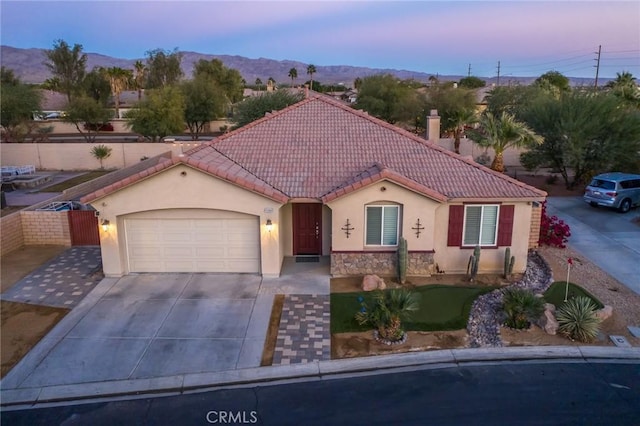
(1, 246, 102, 308)
(272, 294, 331, 365)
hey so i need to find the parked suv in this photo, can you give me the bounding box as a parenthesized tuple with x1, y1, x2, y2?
(583, 172, 640, 213)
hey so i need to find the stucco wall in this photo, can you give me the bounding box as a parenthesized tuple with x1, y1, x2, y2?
(1, 212, 24, 255)
(20, 211, 71, 246)
(433, 202, 534, 274)
(436, 138, 525, 168)
(1, 143, 192, 170)
(89, 163, 283, 277)
(529, 203, 542, 248)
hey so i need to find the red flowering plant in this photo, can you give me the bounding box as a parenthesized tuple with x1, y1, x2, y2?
(539, 201, 571, 248)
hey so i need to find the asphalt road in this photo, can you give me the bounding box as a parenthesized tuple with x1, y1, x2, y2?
(545, 196, 640, 295)
(3, 361, 639, 426)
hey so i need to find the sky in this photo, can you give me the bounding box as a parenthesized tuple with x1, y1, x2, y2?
(1, 0, 639, 79)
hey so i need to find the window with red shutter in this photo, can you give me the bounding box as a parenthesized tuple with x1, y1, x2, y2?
(497, 205, 514, 246)
(447, 205, 464, 246)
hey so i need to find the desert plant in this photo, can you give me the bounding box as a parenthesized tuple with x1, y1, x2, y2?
(503, 247, 515, 279)
(90, 144, 112, 169)
(355, 289, 419, 342)
(467, 245, 481, 281)
(397, 236, 408, 284)
(502, 288, 545, 329)
(556, 296, 601, 342)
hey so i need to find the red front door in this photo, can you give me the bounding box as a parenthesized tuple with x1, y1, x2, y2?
(293, 203, 322, 255)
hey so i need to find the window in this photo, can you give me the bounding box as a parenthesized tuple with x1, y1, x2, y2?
(463, 205, 499, 246)
(365, 205, 399, 246)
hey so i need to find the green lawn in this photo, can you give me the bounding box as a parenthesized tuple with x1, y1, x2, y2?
(40, 171, 112, 193)
(543, 282, 604, 309)
(330, 285, 496, 334)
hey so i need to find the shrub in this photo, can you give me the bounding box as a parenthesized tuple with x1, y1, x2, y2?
(502, 288, 545, 329)
(539, 201, 571, 248)
(556, 296, 601, 342)
(355, 289, 419, 341)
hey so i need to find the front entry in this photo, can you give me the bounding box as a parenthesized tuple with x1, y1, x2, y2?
(293, 203, 322, 255)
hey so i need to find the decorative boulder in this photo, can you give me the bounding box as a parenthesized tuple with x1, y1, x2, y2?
(539, 304, 559, 335)
(362, 275, 386, 291)
(595, 305, 613, 321)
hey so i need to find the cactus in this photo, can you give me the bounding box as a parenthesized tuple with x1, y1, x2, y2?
(467, 245, 481, 281)
(503, 247, 515, 278)
(397, 236, 408, 284)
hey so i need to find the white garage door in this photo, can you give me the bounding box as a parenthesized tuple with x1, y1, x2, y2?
(125, 217, 260, 273)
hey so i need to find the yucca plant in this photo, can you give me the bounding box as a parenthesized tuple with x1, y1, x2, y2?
(556, 296, 601, 342)
(502, 287, 545, 329)
(90, 144, 112, 169)
(355, 289, 419, 342)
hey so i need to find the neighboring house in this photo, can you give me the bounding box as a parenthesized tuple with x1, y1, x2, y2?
(81, 93, 546, 278)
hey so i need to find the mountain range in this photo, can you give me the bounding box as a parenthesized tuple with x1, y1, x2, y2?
(1, 45, 600, 87)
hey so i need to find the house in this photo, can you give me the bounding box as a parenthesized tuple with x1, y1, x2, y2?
(81, 92, 546, 278)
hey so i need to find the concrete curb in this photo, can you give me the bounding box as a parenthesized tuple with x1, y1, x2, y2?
(2, 346, 638, 407)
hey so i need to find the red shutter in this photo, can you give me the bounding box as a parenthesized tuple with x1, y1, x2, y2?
(447, 205, 464, 247)
(497, 205, 515, 246)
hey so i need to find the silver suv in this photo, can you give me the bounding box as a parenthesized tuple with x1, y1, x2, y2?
(583, 172, 640, 213)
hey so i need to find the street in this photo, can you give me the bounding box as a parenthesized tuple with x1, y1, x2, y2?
(2, 361, 639, 425)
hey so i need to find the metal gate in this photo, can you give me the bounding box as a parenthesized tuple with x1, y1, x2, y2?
(68, 210, 100, 246)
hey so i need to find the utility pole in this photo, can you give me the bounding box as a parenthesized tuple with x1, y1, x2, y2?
(496, 61, 501, 86)
(468, 64, 471, 77)
(594, 45, 601, 89)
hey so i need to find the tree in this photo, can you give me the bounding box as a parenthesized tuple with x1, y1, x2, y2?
(193, 59, 244, 103)
(105, 67, 133, 118)
(520, 91, 640, 188)
(231, 90, 304, 128)
(355, 74, 420, 125)
(43, 39, 87, 102)
(422, 84, 477, 153)
(467, 111, 542, 172)
(458, 76, 486, 89)
(484, 84, 549, 116)
(0, 71, 42, 142)
(145, 48, 183, 89)
(306, 64, 317, 89)
(181, 76, 227, 139)
(288, 67, 298, 86)
(353, 77, 362, 90)
(63, 95, 113, 143)
(605, 71, 639, 108)
(133, 60, 147, 101)
(534, 70, 570, 94)
(125, 86, 185, 141)
(255, 78, 263, 90)
(82, 67, 112, 106)
(90, 144, 113, 169)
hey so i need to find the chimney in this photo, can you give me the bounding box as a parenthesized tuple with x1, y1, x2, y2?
(304, 84, 309, 99)
(425, 109, 440, 142)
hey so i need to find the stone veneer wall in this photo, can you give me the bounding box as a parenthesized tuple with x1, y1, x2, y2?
(1, 212, 24, 255)
(20, 211, 71, 246)
(528, 204, 542, 249)
(331, 251, 435, 277)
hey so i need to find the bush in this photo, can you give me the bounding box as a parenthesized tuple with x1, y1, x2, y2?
(502, 287, 545, 329)
(556, 296, 601, 342)
(355, 289, 419, 341)
(539, 201, 571, 248)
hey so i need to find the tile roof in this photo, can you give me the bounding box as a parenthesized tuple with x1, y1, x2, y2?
(85, 92, 546, 204)
(189, 93, 546, 201)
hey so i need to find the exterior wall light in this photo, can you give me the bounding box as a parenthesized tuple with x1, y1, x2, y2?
(266, 219, 273, 232)
(101, 219, 110, 232)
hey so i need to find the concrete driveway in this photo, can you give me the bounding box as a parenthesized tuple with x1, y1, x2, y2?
(545, 196, 640, 295)
(2, 273, 273, 389)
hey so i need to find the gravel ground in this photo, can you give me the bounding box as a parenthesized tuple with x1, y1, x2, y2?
(537, 245, 640, 342)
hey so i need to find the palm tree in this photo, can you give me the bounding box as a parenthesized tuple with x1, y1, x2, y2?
(133, 60, 147, 101)
(353, 77, 362, 90)
(606, 71, 636, 89)
(449, 109, 478, 154)
(90, 144, 112, 169)
(605, 71, 639, 106)
(306, 64, 316, 89)
(288, 67, 297, 87)
(106, 67, 132, 118)
(355, 289, 419, 342)
(255, 78, 262, 91)
(468, 111, 543, 172)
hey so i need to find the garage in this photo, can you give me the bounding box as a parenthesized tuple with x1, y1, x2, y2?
(124, 209, 260, 273)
